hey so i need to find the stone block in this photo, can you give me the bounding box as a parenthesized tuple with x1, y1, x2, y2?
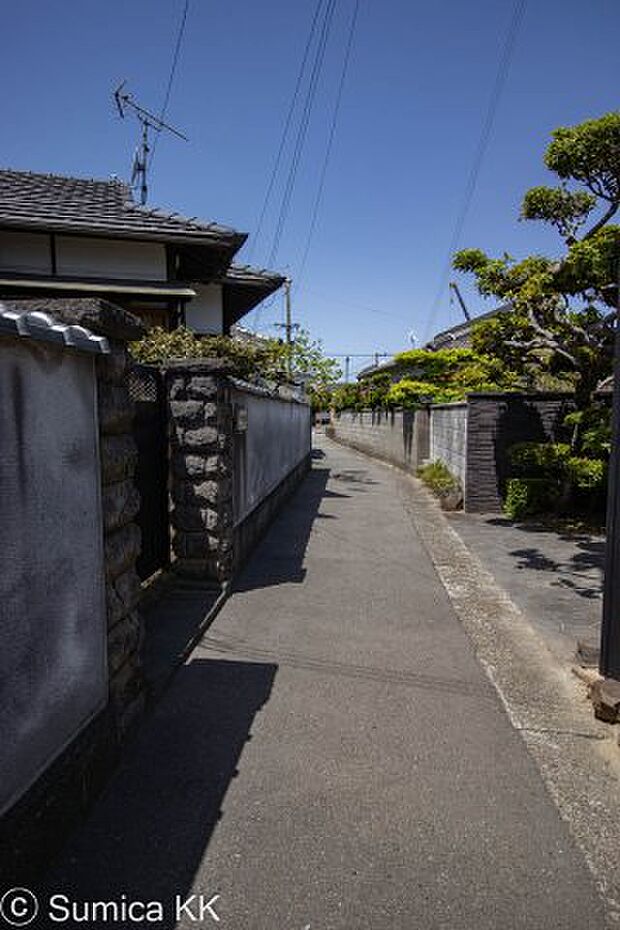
(172, 531, 219, 559)
(102, 479, 140, 533)
(107, 610, 144, 676)
(98, 383, 133, 435)
(168, 375, 187, 400)
(590, 677, 620, 723)
(183, 425, 219, 449)
(169, 399, 204, 425)
(100, 435, 138, 485)
(187, 376, 218, 400)
(104, 522, 141, 581)
(172, 505, 220, 532)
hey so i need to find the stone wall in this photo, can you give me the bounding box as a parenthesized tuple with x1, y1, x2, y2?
(166, 360, 234, 582)
(429, 403, 468, 488)
(166, 362, 311, 582)
(0, 298, 146, 883)
(328, 408, 429, 473)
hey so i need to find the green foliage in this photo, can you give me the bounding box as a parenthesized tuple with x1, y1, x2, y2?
(545, 113, 620, 203)
(417, 461, 461, 497)
(330, 382, 366, 412)
(565, 456, 607, 490)
(386, 379, 459, 407)
(509, 442, 571, 476)
(564, 403, 612, 456)
(131, 326, 208, 363)
(505, 439, 607, 517)
(130, 326, 341, 395)
(385, 347, 516, 408)
(453, 112, 620, 410)
(521, 186, 596, 241)
(504, 478, 561, 520)
(558, 225, 620, 303)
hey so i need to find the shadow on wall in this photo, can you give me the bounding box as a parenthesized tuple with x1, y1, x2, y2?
(41, 658, 277, 930)
(493, 397, 571, 502)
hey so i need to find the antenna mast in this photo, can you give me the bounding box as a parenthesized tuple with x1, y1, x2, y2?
(113, 81, 188, 205)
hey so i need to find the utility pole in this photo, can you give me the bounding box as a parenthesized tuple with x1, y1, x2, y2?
(274, 277, 298, 379)
(285, 277, 292, 366)
(601, 252, 620, 679)
(345, 356, 350, 383)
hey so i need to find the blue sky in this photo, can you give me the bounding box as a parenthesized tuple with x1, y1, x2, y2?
(2, 0, 618, 376)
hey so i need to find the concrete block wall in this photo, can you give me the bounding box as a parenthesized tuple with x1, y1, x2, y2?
(429, 403, 468, 489)
(328, 408, 429, 473)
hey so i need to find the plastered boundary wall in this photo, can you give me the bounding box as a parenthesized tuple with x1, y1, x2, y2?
(329, 394, 574, 513)
(327, 408, 430, 473)
(0, 298, 146, 885)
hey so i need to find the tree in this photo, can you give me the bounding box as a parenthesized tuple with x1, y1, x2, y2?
(453, 112, 620, 414)
(130, 325, 341, 400)
(273, 328, 342, 393)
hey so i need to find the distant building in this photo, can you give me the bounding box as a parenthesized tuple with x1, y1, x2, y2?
(357, 305, 510, 382)
(0, 169, 284, 334)
(424, 304, 509, 351)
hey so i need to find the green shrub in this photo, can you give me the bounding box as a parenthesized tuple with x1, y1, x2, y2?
(416, 462, 462, 499)
(565, 456, 607, 489)
(503, 478, 562, 520)
(509, 442, 571, 476)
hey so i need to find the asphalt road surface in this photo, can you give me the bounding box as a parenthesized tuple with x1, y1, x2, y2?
(42, 436, 608, 929)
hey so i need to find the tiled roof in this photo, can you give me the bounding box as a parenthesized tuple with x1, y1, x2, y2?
(0, 169, 246, 247)
(223, 264, 285, 287)
(0, 303, 110, 354)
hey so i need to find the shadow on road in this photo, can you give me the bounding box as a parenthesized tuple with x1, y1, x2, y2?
(485, 517, 604, 600)
(233, 464, 339, 593)
(41, 658, 277, 929)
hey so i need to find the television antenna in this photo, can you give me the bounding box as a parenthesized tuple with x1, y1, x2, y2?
(113, 81, 188, 205)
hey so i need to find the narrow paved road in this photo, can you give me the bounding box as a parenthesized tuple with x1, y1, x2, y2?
(44, 435, 607, 928)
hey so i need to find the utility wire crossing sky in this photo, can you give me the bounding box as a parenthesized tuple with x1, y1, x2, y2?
(1, 0, 617, 375)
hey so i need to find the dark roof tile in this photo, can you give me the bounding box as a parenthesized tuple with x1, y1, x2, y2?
(0, 169, 246, 247)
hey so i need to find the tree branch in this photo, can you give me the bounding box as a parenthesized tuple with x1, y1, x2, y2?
(582, 200, 619, 240)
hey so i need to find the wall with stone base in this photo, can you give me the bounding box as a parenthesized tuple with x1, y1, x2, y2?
(0, 298, 146, 883)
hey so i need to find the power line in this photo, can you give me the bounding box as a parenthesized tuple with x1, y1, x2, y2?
(421, 0, 527, 343)
(266, 0, 338, 269)
(254, 0, 337, 332)
(297, 0, 360, 286)
(247, 0, 327, 264)
(300, 286, 412, 323)
(150, 0, 191, 170)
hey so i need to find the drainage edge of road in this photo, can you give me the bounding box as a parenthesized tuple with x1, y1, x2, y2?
(394, 466, 620, 926)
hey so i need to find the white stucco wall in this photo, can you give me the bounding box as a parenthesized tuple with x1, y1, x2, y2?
(0, 230, 52, 274)
(56, 236, 167, 280)
(232, 385, 312, 525)
(184, 283, 223, 334)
